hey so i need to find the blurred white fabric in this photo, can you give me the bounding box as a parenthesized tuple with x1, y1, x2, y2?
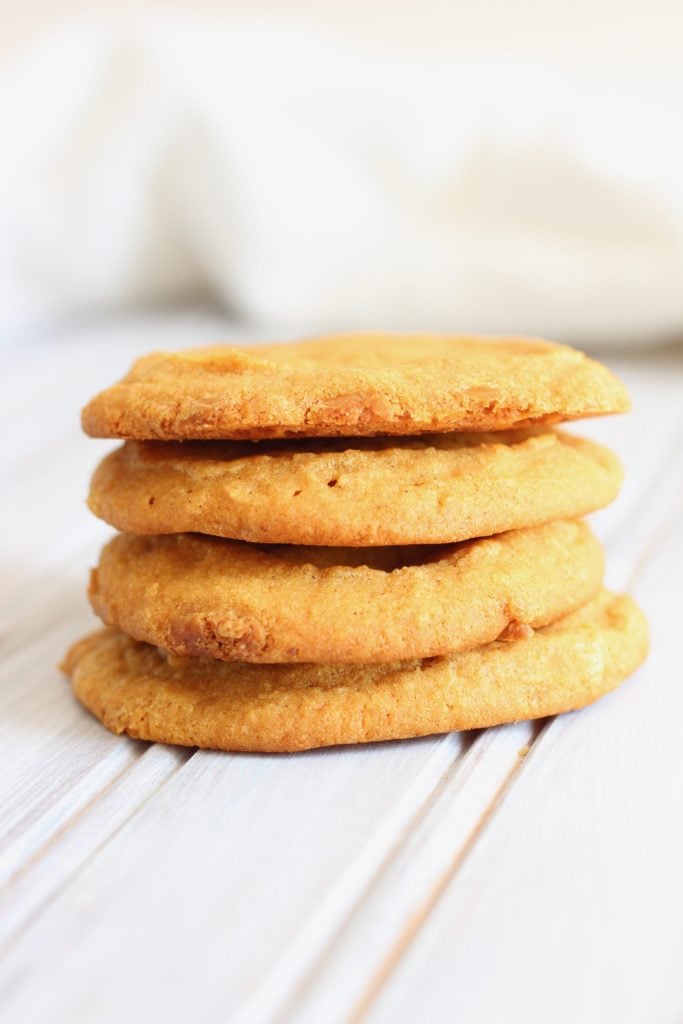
(1, 11, 683, 344)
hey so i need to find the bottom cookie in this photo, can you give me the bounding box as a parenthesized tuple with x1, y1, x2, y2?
(62, 591, 647, 753)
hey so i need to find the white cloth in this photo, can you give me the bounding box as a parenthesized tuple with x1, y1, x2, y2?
(1, 13, 683, 345)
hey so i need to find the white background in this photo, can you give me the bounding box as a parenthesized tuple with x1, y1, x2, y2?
(1, 1, 683, 343)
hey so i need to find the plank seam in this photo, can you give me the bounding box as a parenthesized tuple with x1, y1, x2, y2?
(0, 746, 197, 952)
(274, 723, 546, 1023)
(246, 736, 469, 1024)
(350, 719, 552, 1023)
(1, 742, 151, 890)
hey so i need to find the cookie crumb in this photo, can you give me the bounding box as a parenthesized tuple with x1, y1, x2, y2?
(497, 620, 535, 642)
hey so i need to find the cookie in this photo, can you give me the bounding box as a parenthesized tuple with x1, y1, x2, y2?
(88, 429, 622, 546)
(89, 521, 603, 663)
(63, 591, 648, 753)
(81, 332, 629, 441)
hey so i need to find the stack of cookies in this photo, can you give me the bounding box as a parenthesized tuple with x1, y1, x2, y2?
(63, 333, 648, 752)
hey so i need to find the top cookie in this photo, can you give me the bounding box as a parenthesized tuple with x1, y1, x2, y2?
(81, 332, 629, 441)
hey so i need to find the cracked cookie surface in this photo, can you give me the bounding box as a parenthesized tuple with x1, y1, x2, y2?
(81, 332, 629, 441)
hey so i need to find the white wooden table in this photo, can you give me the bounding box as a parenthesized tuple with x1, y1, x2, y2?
(1, 314, 682, 1024)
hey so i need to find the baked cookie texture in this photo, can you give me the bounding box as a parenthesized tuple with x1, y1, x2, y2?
(63, 591, 648, 753)
(81, 332, 630, 441)
(88, 428, 622, 546)
(65, 331, 646, 752)
(88, 520, 604, 664)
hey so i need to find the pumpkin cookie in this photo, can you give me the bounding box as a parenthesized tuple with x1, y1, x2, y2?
(89, 520, 603, 664)
(81, 332, 629, 441)
(88, 429, 622, 546)
(63, 591, 648, 753)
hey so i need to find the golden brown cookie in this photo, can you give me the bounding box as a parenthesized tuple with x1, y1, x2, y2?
(81, 333, 629, 441)
(63, 591, 648, 753)
(89, 521, 603, 663)
(88, 429, 622, 546)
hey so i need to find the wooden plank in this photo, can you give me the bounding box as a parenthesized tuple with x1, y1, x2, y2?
(0, 744, 189, 947)
(270, 721, 537, 1024)
(0, 736, 469, 1022)
(0, 613, 143, 876)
